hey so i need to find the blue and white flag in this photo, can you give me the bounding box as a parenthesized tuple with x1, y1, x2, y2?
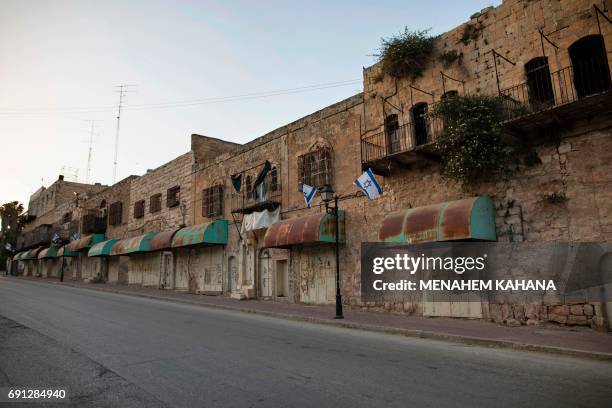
(52, 232, 60, 243)
(4, 243, 12, 251)
(71, 232, 80, 241)
(302, 184, 317, 208)
(354, 168, 382, 199)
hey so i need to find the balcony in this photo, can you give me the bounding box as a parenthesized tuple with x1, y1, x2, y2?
(17, 224, 54, 250)
(500, 55, 612, 134)
(230, 163, 281, 214)
(81, 213, 107, 234)
(361, 119, 442, 176)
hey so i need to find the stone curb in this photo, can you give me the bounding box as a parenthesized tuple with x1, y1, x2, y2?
(20, 278, 612, 362)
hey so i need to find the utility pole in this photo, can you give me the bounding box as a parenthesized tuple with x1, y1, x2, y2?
(113, 84, 136, 183)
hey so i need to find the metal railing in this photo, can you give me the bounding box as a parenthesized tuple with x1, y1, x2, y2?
(361, 117, 443, 164)
(230, 163, 282, 213)
(500, 55, 612, 121)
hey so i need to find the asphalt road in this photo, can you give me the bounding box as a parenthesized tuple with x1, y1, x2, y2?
(1, 277, 611, 408)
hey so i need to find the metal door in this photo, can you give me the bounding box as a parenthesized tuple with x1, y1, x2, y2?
(259, 249, 272, 297)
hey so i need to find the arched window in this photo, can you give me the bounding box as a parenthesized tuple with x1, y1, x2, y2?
(525, 57, 554, 107)
(99, 200, 107, 218)
(411, 103, 429, 146)
(569, 35, 611, 98)
(384, 114, 401, 154)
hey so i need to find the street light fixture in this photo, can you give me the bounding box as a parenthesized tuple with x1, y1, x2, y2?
(320, 184, 343, 319)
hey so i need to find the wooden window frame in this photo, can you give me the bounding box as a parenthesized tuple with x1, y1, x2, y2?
(167, 186, 180, 208)
(202, 185, 224, 218)
(150, 193, 162, 213)
(298, 148, 333, 190)
(134, 200, 145, 219)
(108, 201, 123, 226)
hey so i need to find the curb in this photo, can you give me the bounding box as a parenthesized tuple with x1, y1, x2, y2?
(10, 277, 612, 362)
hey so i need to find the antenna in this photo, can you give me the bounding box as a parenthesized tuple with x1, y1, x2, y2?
(84, 120, 98, 184)
(60, 166, 79, 182)
(113, 84, 136, 183)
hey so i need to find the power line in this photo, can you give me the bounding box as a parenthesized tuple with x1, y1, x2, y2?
(0, 79, 361, 116)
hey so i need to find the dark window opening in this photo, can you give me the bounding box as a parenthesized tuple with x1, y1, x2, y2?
(298, 148, 333, 189)
(134, 200, 145, 219)
(108, 202, 123, 226)
(61, 212, 72, 224)
(270, 167, 278, 192)
(150, 194, 162, 213)
(245, 176, 252, 198)
(411, 103, 429, 146)
(167, 186, 180, 208)
(525, 57, 554, 107)
(202, 185, 224, 218)
(569, 35, 611, 98)
(384, 114, 401, 154)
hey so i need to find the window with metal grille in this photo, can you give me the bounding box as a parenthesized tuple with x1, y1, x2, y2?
(167, 186, 180, 208)
(150, 194, 161, 213)
(269, 167, 278, 192)
(134, 200, 145, 219)
(202, 185, 224, 218)
(62, 212, 72, 224)
(108, 201, 123, 226)
(298, 148, 333, 189)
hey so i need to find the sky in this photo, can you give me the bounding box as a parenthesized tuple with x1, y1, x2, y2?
(0, 0, 500, 208)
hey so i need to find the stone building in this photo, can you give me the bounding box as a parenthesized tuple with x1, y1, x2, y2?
(15, 0, 612, 330)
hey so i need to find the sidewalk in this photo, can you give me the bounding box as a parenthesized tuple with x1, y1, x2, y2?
(12, 276, 612, 361)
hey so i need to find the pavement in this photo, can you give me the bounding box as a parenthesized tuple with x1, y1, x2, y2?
(1, 277, 611, 408)
(8, 275, 612, 361)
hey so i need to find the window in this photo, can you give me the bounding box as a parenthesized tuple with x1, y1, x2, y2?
(61, 212, 72, 224)
(108, 201, 123, 226)
(202, 185, 224, 218)
(384, 114, 401, 153)
(245, 175, 252, 198)
(269, 167, 278, 192)
(134, 200, 145, 219)
(167, 186, 180, 208)
(569, 35, 611, 98)
(411, 103, 429, 146)
(298, 148, 333, 189)
(525, 57, 554, 107)
(150, 194, 162, 213)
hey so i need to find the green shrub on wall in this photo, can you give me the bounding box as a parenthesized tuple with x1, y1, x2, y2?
(377, 28, 436, 80)
(429, 94, 516, 185)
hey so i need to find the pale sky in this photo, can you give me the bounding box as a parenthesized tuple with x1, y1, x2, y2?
(0, 0, 499, 208)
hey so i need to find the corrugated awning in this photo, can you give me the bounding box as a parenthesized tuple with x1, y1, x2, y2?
(263, 211, 345, 248)
(88, 239, 118, 257)
(22, 247, 43, 260)
(171, 220, 228, 248)
(150, 229, 179, 251)
(379, 196, 496, 243)
(38, 246, 59, 259)
(110, 233, 157, 256)
(67, 234, 105, 252)
(58, 245, 78, 258)
(14, 251, 26, 260)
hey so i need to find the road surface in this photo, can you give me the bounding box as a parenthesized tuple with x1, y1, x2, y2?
(1, 277, 611, 408)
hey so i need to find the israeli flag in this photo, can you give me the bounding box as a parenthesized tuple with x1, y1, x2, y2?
(52, 232, 60, 243)
(354, 168, 382, 199)
(302, 184, 317, 208)
(71, 232, 80, 241)
(4, 243, 12, 251)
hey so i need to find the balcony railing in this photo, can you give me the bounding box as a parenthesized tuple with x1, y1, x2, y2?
(500, 55, 612, 122)
(231, 163, 281, 214)
(81, 213, 107, 234)
(361, 117, 443, 165)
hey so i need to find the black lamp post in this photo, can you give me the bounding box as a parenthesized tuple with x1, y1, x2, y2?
(320, 184, 343, 319)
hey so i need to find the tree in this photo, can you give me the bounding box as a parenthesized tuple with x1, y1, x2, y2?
(0, 201, 25, 270)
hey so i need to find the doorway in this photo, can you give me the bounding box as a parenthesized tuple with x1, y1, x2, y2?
(161, 252, 174, 289)
(258, 249, 272, 298)
(569, 35, 611, 98)
(228, 255, 238, 293)
(276, 259, 289, 298)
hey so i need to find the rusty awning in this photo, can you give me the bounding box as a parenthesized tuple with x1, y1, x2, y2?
(263, 211, 345, 248)
(110, 233, 157, 256)
(150, 229, 179, 251)
(22, 247, 44, 260)
(171, 220, 228, 248)
(67, 234, 105, 252)
(379, 196, 496, 243)
(88, 239, 118, 257)
(38, 246, 59, 259)
(58, 245, 78, 258)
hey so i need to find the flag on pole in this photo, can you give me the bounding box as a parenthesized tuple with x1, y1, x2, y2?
(71, 232, 80, 241)
(302, 184, 317, 208)
(354, 168, 382, 199)
(52, 232, 60, 243)
(4, 243, 12, 251)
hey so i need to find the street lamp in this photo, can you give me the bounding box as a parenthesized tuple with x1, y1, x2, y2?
(320, 184, 343, 319)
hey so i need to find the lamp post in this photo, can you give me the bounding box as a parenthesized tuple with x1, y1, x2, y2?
(320, 184, 343, 319)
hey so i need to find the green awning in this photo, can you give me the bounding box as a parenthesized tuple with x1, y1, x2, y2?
(263, 211, 345, 248)
(58, 245, 78, 258)
(171, 220, 228, 248)
(22, 247, 43, 260)
(67, 234, 105, 252)
(38, 246, 59, 259)
(379, 196, 496, 243)
(88, 239, 119, 257)
(14, 251, 26, 260)
(110, 233, 157, 256)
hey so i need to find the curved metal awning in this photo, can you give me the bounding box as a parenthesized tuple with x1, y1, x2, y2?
(67, 234, 105, 252)
(263, 211, 345, 248)
(38, 246, 59, 259)
(150, 229, 179, 251)
(22, 247, 44, 260)
(58, 245, 79, 258)
(88, 239, 119, 257)
(110, 233, 157, 256)
(14, 251, 27, 260)
(379, 196, 496, 243)
(171, 220, 228, 248)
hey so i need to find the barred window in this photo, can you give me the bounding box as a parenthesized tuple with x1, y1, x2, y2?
(150, 194, 162, 213)
(108, 201, 123, 226)
(202, 185, 224, 218)
(134, 200, 145, 219)
(270, 167, 278, 192)
(167, 186, 180, 208)
(62, 212, 72, 224)
(298, 148, 333, 189)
